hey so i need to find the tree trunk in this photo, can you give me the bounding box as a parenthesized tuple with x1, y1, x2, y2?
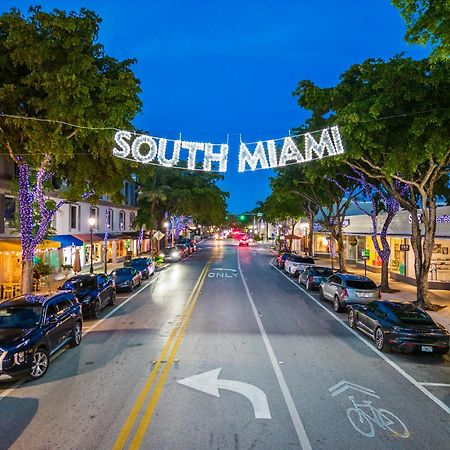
(380, 259, 390, 292)
(308, 212, 314, 257)
(336, 231, 347, 273)
(21, 258, 33, 295)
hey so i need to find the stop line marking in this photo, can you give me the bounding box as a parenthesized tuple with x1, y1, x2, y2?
(269, 262, 450, 417)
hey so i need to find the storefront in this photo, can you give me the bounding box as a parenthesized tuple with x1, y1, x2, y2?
(341, 206, 450, 289)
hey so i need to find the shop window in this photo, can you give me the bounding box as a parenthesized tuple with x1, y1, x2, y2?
(90, 207, 98, 230)
(119, 210, 125, 230)
(110, 210, 114, 231)
(70, 205, 79, 230)
(4, 196, 16, 228)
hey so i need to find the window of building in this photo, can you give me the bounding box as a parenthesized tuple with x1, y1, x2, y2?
(4, 196, 16, 228)
(110, 210, 114, 231)
(70, 205, 79, 229)
(89, 207, 98, 230)
(130, 212, 135, 229)
(119, 210, 125, 230)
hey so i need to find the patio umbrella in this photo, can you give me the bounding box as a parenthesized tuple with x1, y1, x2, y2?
(72, 247, 81, 273)
(284, 233, 302, 240)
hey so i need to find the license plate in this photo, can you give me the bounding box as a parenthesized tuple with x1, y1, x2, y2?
(356, 292, 371, 298)
(421, 346, 433, 352)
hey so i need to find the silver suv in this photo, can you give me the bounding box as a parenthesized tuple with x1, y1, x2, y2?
(319, 273, 380, 312)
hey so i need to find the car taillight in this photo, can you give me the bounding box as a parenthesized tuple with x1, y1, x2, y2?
(341, 288, 349, 299)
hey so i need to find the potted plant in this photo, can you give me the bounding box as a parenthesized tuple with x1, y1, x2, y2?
(33, 261, 52, 290)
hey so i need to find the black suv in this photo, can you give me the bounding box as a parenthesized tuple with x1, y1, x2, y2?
(0, 292, 83, 380)
(59, 274, 115, 319)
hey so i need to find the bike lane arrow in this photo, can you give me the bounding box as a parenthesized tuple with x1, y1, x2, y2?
(177, 368, 271, 419)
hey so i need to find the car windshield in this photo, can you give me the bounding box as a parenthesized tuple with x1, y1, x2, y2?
(300, 257, 314, 264)
(113, 268, 133, 276)
(0, 306, 42, 328)
(61, 277, 97, 290)
(390, 305, 434, 324)
(346, 280, 377, 290)
(290, 255, 302, 262)
(312, 268, 333, 276)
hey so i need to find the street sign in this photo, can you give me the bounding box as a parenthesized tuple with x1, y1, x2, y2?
(153, 230, 164, 241)
(400, 244, 410, 251)
(177, 368, 271, 419)
(362, 248, 370, 258)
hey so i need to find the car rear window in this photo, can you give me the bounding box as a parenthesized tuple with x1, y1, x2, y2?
(300, 257, 314, 264)
(312, 268, 333, 276)
(291, 255, 302, 262)
(346, 280, 377, 289)
(389, 305, 434, 324)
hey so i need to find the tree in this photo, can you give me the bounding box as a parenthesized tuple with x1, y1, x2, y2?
(393, 0, 450, 59)
(295, 56, 450, 307)
(0, 7, 142, 293)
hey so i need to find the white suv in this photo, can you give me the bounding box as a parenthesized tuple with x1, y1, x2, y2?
(284, 255, 315, 276)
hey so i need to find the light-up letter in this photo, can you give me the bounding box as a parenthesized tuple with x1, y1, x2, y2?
(182, 141, 205, 170)
(131, 135, 158, 163)
(203, 143, 228, 172)
(278, 137, 304, 167)
(158, 139, 181, 167)
(113, 130, 132, 158)
(238, 141, 269, 172)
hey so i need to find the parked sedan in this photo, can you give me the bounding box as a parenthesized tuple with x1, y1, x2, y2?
(284, 254, 315, 276)
(125, 257, 155, 279)
(299, 266, 334, 290)
(276, 252, 291, 270)
(110, 267, 142, 292)
(319, 274, 380, 312)
(60, 274, 116, 319)
(0, 292, 82, 380)
(348, 301, 450, 354)
(179, 239, 197, 252)
(160, 247, 184, 262)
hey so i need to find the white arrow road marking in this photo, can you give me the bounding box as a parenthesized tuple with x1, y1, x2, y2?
(177, 368, 271, 419)
(329, 380, 380, 398)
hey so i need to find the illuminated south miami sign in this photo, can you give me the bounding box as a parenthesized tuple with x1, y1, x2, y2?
(112, 126, 344, 173)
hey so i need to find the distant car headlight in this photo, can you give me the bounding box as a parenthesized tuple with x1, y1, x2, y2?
(171, 251, 178, 257)
(159, 253, 164, 258)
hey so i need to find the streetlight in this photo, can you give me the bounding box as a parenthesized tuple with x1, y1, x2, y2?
(88, 216, 96, 274)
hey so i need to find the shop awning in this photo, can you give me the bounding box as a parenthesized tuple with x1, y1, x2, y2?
(48, 234, 84, 248)
(73, 234, 103, 243)
(0, 238, 60, 252)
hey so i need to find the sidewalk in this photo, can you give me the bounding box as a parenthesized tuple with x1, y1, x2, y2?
(267, 245, 450, 332)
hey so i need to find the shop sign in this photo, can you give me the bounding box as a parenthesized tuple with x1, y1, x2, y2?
(409, 213, 450, 224)
(400, 244, 410, 251)
(348, 236, 357, 246)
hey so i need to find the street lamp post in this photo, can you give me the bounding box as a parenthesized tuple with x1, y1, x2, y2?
(88, 217, 96, 274)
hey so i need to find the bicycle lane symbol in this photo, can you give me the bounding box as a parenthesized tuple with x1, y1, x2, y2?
(329, 380, 410, 439)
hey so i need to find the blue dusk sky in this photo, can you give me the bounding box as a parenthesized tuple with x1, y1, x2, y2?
(1, 1, 429, 213)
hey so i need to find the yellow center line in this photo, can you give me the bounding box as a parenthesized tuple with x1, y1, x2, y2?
(113, 258, 213, 450)
(129, 258, 211, 449)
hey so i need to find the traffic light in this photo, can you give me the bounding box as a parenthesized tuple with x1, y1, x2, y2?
(240, 214, 245, 221)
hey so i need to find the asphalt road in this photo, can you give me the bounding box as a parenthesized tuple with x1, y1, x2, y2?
(0, 240, 449, 449)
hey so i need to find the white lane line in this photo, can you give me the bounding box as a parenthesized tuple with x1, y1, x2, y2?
(238, 253, 312, 450)
(270, 262, 450, 416)
(419, 382, 450, 388)
(0, 276, 158, 402)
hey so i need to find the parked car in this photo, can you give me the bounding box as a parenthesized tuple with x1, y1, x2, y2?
(276, 252, 291, 270)
(284, 254, 315, 276)
(319, 273, 380, 312)
(299, 266, 334, 290)
(239, 236, 249, 246)
(178, 238, 197, 253)
(160, 247, 184, 261)
(124, 257, 155, 279)
(176, 243, 190, 258)
(0, 292, 83, 380)
(348, 301, 450, 354)
(110, 267, 142, 292)
(59, 274, 115, 319)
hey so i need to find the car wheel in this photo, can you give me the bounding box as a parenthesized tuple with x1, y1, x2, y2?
(375, 327, 390, 352)
(348, 309, 357, 329)
(334, 296, 343, 313)
(109, 290, 116, 306)
(319, 287, 325, 301)
(306, 279, 311, 290)
(29, 347, 49, 380)
(92, 299, 101, 320)
(69, 321, 82, 347)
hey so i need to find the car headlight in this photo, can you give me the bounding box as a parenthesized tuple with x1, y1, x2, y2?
(171, 252, 178, 257)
